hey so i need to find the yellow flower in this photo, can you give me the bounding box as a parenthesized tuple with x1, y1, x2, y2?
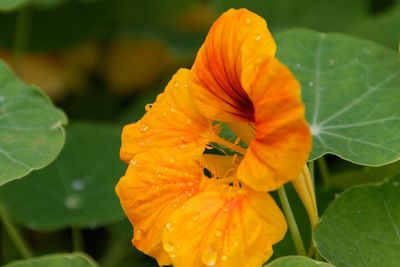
(116, 8, 313, 267)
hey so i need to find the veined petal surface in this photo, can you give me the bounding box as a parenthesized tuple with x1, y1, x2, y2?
(120, 68, 213, 163)
(116, 149, 204, 265)
(162, 185, 287, 267)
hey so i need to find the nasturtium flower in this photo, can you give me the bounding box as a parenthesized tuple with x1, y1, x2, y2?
(116, 7, 312, 267)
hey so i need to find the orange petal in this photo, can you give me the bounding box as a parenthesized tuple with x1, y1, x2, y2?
(115, 149, 204, 266)
(162, 185, 287, 267)
(238, 59, 311, 191)
(120, 68, 213, 163)
(192, 8, 276, 122)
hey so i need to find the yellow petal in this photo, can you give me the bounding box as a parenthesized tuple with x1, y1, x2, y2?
(162, 185, 287, 267)
(120, 68, 213, 163)
(292, 164, 319, 228)
(116, 148, 204, 265)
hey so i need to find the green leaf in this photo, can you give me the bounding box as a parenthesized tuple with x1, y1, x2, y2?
(350, 4, 400, 50)
(0, 122, 125, 230)
(0, 0, 65, 12)
(276, 29, 400, 166)
(0, 0, 29, 12)
(213, 0, 368, 33)
(315, 175, 400, 267)
(266, 256, 331, 267)
(0, 60, 67, 186)
(4, 252, 98, 267)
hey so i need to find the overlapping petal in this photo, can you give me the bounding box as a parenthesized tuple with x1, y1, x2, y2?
(191, 8, 311, 191)
(162, 184, 287, 267)
(120, 68, 214, 163)
(116, 148, 204, 265)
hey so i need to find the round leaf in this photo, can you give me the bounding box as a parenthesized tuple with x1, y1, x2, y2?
(0, 60, 67, 186)
(315, 175, 400, 267)
(276, 29, 400, 166)
(266, 256, 331, 267)
(0, 122, 125, 230)
(4, 253, 98, 267)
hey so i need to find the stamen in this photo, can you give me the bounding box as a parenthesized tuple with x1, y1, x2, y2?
(210, 134, 247, 155)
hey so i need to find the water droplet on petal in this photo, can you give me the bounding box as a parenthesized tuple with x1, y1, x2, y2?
(130, 159, 137, 166)
(202, 246, 218, 266)
(170, 252, 177, 258)
(185, 118, 192, 125)
(244, 18, 252, 24)
(183, 83, 188, 88)
(163, 242, 175, 252)
(192, 212, 200, 221)
(134, 229, 144, 240)
(188, 181, 194, 187)
(165, 222, 173, 232)
(140, 123, 150, 132)
(170, 107, 175, 112)
(169, 158, 176, 164)
(173, 81, 181, 88)
(222, 255, 228, 261)
(255, 34, 261, 41)
(215, 229, 223, 237)
(145, 103, 153, 111)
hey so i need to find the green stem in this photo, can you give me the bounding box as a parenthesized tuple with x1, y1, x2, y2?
(99, 237, 130, 267)
(317, 157, 331, 188)
(0, 206, 33, 258)
(308, 161, 315, 186)
(277, 186, 307, 256)
(71, 228, 84, 252)
(13, 6, 32, 57)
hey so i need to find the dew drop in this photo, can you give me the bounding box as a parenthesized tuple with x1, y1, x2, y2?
(202, 246, 218, 266)
(244, 18, 252, 24)
(308, 81, 314, 87)
(222, 255, 228, 261)
(255, 34, 261, 41)
(134, 229, 144, 240)
(188, 181, 194, 187)
(145, 103, 153, 111)
(183, 83, 188, 88)
(185, 118, 192, 125)
(140, 123, 150, 132)
(215, 229, 223, 237)
(170, 107, 175, 112)
(192, 212, 200, 221)
(169, 158, 176, 164)
(64, 195, 80, 209)
(170, 252, 177, 258)
(163, 242, 175, 252)
(173, 81, 181, 88)
(130, 159, 137, 166)
(165, 222, 174, 232)
(71, 179, 85, 191)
